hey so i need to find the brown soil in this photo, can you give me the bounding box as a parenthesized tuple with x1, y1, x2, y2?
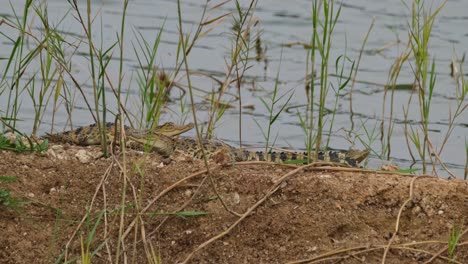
(1, 144, 467, 264)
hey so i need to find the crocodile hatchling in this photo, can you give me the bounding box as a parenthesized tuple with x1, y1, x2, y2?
(45, 122, 370, 167)
(45, 122, 194, 145)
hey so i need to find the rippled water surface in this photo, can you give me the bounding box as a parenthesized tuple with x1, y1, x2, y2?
(1, 0, 467, 177)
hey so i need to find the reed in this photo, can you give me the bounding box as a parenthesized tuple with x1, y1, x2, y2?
(133, 27, 166, 129)
(205, 0, 258, 139)
(304, 0, 355, 162)
(405, 0, 446, 174)
(447, 222, 463, 263)
(381, 47, 410, 160)
(254, 55, 294, 153)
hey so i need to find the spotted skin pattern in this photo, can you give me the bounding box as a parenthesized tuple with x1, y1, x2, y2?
(45, 123, 369, 167)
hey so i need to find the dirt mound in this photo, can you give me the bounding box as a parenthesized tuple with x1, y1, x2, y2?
(1, 145, 467, 263)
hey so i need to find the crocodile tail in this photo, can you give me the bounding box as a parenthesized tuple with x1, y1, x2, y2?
(239, 151, 308, 163)
(44, 125, 101, 145)
(238, 150, 362, 166)
(44, 131, 82, 144)
(44, 132, 65, 143)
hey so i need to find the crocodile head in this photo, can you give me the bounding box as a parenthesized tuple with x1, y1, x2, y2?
(155, 122, 194, 137)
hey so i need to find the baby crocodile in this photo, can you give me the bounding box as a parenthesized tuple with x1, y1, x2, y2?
(45, 123, 369, 167)
(45, 122, 194, 145)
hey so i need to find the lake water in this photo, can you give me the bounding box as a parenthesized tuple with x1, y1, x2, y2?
(1, 0, 467, 177)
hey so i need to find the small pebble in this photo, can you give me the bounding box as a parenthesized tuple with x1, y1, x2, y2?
(233, 192, 240, 204)
(75, 149, 91, 163)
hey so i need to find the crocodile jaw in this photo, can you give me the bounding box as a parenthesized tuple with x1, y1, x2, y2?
(154, 122, 194, 137)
